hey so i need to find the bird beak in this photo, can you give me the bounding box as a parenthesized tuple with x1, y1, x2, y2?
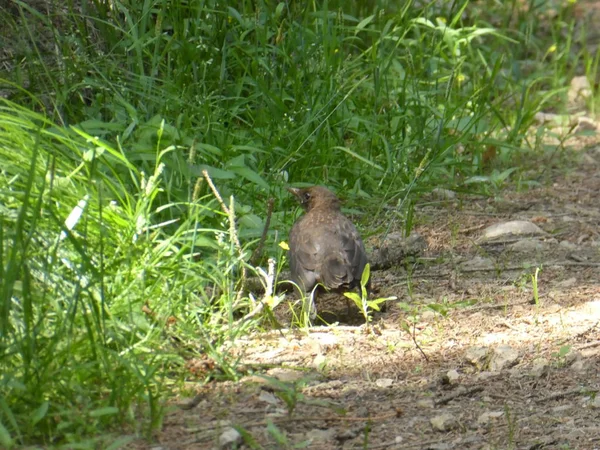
(286, 187, 301, 198)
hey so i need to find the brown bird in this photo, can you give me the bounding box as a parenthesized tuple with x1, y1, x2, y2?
(287, 186, 369, 318)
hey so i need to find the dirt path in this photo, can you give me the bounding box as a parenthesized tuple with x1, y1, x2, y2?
(149, 133, 600, 450)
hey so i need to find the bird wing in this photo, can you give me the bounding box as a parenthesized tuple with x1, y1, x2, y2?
(321, 218, 368, 289)
(288, 220, 319, 291)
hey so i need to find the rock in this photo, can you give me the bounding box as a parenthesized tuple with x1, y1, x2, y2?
(489, 345, 519, 372)
(465, 346, 490, 370)
(417, 398, 435, 409)
(444, 369, 461, 385)
(565, 350, 583, 366)
(375, 378, 394, 388)
(576, 116, 597, 131)
(432, 188, 457, 200)
(556, 277, 577, 288)
(430, 413, 459, 432)
(559, 240, 578, 251)
(258, 391, 280, 405)
(533, 112, 571, 127)
(508, 238, 545, 253)
(477, 410, 504, 426)
(218, 427, 242, 448)
(305, 428, 336, 444)
(266, 368, 308, 383)
(530, 358, 550, 377)
(479, 220, 546, 242)
(312, 353, 327, 369)
(459, 256, 494, 271)
(589, 396, 600, 409)
(336, 426, 361, 442)
(570, 357, 588, 372)
(370, 232, 427, 270)
(421, 310, 438, 321)
(568, 76, 592, 109)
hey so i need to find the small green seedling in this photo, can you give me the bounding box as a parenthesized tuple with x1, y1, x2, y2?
(344, 264, 397, 323)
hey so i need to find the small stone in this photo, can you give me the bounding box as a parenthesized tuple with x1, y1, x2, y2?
(430, 413, 459, 432)
(258, 391, 280, 405)
(219, 427, 242, 448)
(565, 350, 582, 366)
(480, 220, 545, 241)
(576, 116, 597, 131)
(312, 353, 327, 369)
(556, 277, 577, 288)
(571, 358, 588, 372)
(533, 112, 570, 127)
(460, 256, 494, 271)
(375, 378, 394, 388)
(421, 310, 437, 321)
(508, 238, 545, 253)
(465, 346, 490, 370)
(267, 368, 307, 383)
(445, 369, 460, 384)
(337, 427, 360, 442)
(568, 76, 593, 108)
(417, 398, 435, 409)
(559, 240, 578, 251)
(489, 345, 519, 372)
(477, 410, 504, 426)
(432, 188, 457, 200)
(589, 396, 600, 409)
(530, 358, 549, 377)
(306, 428, 336, 443)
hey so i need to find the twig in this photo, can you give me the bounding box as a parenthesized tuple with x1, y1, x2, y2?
(435, 386, 484, 406)
(250, 197, 274, 266)
(410, 320, 429, 362)
(458, 224, 486, 234)
(536, 387, 597, 403)
(575, 340, 600, 350)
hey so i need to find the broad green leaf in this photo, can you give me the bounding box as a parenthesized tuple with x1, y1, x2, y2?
(355, 15, 375, 34)
(30, 401, 49, 426)
(230, 166, 269, 190)
(89, 406, 119, 417)
(361, 263, 370, 288)
(0, 421, 13, 449)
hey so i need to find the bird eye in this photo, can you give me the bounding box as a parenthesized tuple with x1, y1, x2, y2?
(303, 192, 311, 201)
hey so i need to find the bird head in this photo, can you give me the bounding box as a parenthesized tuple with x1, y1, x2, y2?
(287, 186, 341, 212)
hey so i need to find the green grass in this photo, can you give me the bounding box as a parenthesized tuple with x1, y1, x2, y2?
(0, 0, 598, 446)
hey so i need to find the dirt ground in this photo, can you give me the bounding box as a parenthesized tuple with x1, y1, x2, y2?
(146, 125, 600, 450)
